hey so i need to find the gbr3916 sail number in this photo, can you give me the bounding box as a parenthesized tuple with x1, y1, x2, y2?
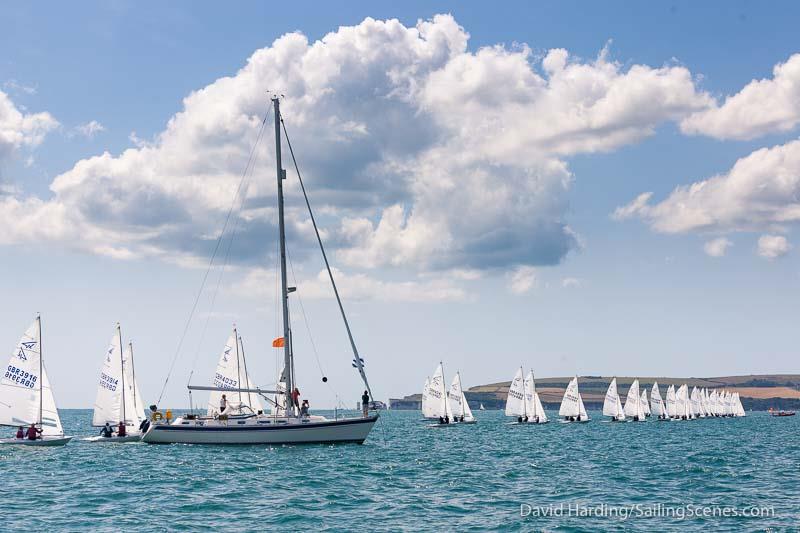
(4, 365, 38, 388)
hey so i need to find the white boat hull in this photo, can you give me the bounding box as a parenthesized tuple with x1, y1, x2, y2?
(142, 415, 378, 445)
(83, 434, 142, 443)
(0, 436, 72, 447)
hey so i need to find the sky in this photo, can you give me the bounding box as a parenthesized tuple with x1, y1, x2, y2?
(1, 1, 800, 408)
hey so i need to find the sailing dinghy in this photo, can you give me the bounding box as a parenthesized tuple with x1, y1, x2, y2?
(641, 389, 651, 417)
(426, 363, 456, 426)
(505, 368, 548, 424)
(206, 328, 263, 417)
(448, 372, 476, 424)
(559, 376, 589, 422)
(86, 324, 146, 442)
(142, 97, 378, 445)
(623, 379, 646, 422)
(602, 377, 626, 422)
(650, 382, 668, 420)
(0, 316, 72, 446)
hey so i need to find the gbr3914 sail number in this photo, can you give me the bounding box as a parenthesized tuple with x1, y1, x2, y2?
(4, 365, 38, 388)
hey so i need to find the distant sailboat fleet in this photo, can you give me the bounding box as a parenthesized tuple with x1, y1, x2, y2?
(418, 370, 748, 428)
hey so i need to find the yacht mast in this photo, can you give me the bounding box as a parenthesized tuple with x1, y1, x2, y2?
(273, 97, 293, 414)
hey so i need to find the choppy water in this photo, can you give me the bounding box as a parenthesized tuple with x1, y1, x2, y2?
(0, 409, 797, 531)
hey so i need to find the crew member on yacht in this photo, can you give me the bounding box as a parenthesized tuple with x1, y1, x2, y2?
(291, 387, 301, 414)
(361, 390, 370, 417)
(219, 394, 228, 414)
(300, 399, 309, 417)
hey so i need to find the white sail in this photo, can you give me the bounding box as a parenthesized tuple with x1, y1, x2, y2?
(523, 371, 536, 416)
(578, 393, 589, 420)
(126, 344, 147, 424)
(650, 382, 665, 417)
(421, 376, 435, 418)
(207, 331, 262, 416)
(676, 384, 690, 419)
(424, 363, 450, 419)
(448, 372, 474, 421)
(641, 389, 651, 416)
(734, 392, 746, 417)
(665, 385, 677, 418)
(690, 387, 702, 418)
(0, 318, 64, 436)
(505, 367, 527, 417)
(533, 390, 548, 423)
(624, 379, 645, 420)
(92, 329, 124, 426)
(603, 378, 624, 420)
(559, 377, 580, 418)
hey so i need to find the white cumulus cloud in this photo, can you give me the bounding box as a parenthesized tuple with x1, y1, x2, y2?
(71, 120, 106, 139)
(508, 265, 537, 294)
(757, 234, 790, 259)
(681, 53, 800, 140)
(0, 90, 58, 160)
(0, 15, 715, 282)
(703, 237, 732, 257)
(614, 139, 800, 234)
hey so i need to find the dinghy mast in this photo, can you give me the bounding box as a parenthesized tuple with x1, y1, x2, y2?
(117, 323, 127, 427)
(37, 315, 42, 431)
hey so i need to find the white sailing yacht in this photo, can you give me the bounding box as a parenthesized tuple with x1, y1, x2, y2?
(87, 323, 146, 442)
(690, 387, 704, 418)
(448, 372, 476, 424)
(0, 316, 71, 446)
(206, 328, 263, 417)
(603, 377, 626, 422)
(623, 379, 646, 422)
(559, 376, 589, 422)
(650, 382, 667, 420)
(142, 97, 378, 445)
(505, 368, 547, 424)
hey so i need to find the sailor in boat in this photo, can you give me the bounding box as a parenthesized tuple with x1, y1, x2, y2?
(15, 426, 24, 439)
(300, 400, 310, 417)
(26, 423, 41, 441)
(117, 421, 127, 438)
(100, 423, 114, 438)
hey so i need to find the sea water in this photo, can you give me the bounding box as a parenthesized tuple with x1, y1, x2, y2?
(0, 409, 797, 531)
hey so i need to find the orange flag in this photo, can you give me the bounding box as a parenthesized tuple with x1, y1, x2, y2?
(272, 337, 285, 348)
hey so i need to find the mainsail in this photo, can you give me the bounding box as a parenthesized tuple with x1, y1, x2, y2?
(603, 378, 625, 420)
(624, 379, 645, 420)
(207, 330, 263, 416)
(421, 376, 435, 418)
(424, 363, 451, 419)
(448, 372, 474, 421)
(92, 325, 141, 427)
(505, 367, 527, 417)
(559, 377, 580, 418)
(666, 385, 677, 418)
(0, 318, 64, 436)
(650, 382, 666, 418)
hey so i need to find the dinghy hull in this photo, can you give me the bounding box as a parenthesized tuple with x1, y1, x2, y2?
(0, 436, 72, 447)
(84, 434, 142, 443)
(142, 415, 378, 445)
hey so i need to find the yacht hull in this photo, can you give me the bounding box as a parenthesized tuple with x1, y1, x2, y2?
(83, 434, 142, 443)
(142, 415, 378, 445)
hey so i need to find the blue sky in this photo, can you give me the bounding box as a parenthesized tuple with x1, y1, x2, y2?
(1, 2, 800, 408)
